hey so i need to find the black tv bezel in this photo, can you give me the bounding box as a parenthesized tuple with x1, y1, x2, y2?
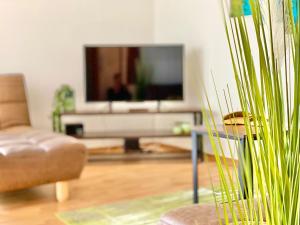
(84, 44, 185, 103)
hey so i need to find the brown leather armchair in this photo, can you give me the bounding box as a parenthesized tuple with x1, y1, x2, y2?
(0, 74, 87, 202)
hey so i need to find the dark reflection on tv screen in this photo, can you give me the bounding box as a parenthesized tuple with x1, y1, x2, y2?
(85, 45, 183, 102)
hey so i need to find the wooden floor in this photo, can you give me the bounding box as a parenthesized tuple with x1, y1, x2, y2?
(0, 160, 221, 225)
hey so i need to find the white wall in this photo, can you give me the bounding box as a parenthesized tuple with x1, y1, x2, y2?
(154, 0, 243, 155)
(0, 0, 245, 153)
(0, 0, 154, 129)
(154, 0, 241, 111)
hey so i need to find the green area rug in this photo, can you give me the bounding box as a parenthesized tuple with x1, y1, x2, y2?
(57, 188, 218, 225)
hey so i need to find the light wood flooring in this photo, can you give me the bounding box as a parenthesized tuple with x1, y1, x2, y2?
(0, 160, 222, 225)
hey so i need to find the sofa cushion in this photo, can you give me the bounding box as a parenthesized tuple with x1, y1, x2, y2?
(0, 127, 87, 192)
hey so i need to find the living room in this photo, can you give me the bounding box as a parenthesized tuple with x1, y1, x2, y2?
(1, 0, 299, 225)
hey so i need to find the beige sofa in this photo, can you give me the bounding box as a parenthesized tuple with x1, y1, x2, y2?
(0, 74, 87, 201)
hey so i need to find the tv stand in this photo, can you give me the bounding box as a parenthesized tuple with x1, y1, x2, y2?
(108, 102, 113, 113)
(59, 108, 203, 160)
(129, 108, 150, 113)
(107, 101, 162, 113)
(157, 101, 161, 112)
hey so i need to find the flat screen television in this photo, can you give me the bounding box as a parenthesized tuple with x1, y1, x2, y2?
(85, 45, 184, 102)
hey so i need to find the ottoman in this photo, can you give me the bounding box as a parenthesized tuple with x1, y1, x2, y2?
(159, 201, 265, 225)
(158, 204, 224, 225)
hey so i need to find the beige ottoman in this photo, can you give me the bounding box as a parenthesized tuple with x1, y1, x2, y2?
(159, 201, 265, 225)
(159, 204, 224, 225)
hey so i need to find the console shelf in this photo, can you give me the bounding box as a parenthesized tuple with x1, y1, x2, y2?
(61, 108, 202, 116)
(73, 130, 191, 139)
(59, 108, 203, 159)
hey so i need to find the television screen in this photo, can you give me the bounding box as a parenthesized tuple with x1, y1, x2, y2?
(85, 45, 184, 102)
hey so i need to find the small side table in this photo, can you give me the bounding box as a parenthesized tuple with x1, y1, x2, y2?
(191, 125, 255, 203)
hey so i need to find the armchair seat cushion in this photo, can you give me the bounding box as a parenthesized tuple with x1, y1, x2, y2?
(0, 127, 86, 192)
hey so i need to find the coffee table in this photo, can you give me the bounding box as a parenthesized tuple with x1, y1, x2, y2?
(191, 125, 256, 203)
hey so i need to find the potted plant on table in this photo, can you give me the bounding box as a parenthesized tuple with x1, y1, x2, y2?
(52, 85, 75, 132)
(204, 0, 300, 224)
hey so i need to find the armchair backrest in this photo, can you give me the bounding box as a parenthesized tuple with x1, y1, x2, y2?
(0, 74, 31, 129)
